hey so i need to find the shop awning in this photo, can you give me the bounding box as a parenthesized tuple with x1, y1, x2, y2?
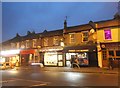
(63, 45, 97, 53)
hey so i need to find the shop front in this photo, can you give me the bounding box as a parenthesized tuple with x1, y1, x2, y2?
(20, 49, 40, 66)
(39, 46, 64, 67)
(100, 42, 120, 68)
(64, 45, 98, 67)
(0, 49, 20, 68)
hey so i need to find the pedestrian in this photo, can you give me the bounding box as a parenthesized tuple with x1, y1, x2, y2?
(70, 57, 74, 68)
(74, 55, 80, 68)
(15, 60, 19, 70)
(108, 56, 114, 70)
(16, 60, 19, 67)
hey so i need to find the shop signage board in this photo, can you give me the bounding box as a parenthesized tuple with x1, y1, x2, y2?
(20, 49, 35, 54)
(68, 49, 89, 52)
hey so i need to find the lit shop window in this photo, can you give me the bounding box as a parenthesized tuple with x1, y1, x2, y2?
(104, 29, 112, 40)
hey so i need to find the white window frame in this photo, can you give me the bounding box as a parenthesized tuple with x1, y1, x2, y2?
(21, 41, 25, 48)
(26, 40, 29, 48)
(53, 36, 59, 46)
(82, 31, 89, 42)
(16, 42, 19, 49)
(33, 39, 37, 48)
(11, 43, 16, 49)
(43, 38, 48, 46)
(69, 33, 75, 44)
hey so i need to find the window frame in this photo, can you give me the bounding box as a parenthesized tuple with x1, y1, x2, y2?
(33, 39, 37, 48)
(53, 36, 59, 46)
(82, 31, 89, 42)
(26, 40, 30, 48)
(43, 38, 48, 46)
(69, 33, 75, 44)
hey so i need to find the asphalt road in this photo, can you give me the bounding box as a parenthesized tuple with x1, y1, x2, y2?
(0, 66, 119, 87)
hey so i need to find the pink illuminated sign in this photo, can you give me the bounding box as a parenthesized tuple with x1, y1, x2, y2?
(104, 29, 112, 40)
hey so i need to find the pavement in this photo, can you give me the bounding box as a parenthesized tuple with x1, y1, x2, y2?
(8, 66, 119, 74)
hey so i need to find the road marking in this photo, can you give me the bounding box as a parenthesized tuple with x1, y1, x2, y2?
(31, 83, 47, 86)
(2, 78, 50, 86)
(11, 78, 50, 84)
(0, 79, 16, 83)
(0, 81, 8, 83)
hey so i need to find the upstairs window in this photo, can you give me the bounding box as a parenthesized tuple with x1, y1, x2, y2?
(21, 41, 25, 48)
(104, 29, 112, 40)
(43, 38, 48, 46)
(11, 43, 16, 49)
(33, 39, 37, 48)
(82, 31, 88, 42)
(69, 33, 75, 44)
(16, 42, 19, 49)
(53, 36, 59, 46)
(26, 40, 29, 48)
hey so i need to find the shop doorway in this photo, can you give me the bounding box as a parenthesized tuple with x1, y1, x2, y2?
(21, 54, 29, 66)
(88, 52, 98, 67)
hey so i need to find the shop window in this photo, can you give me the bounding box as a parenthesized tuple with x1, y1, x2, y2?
(116, 50, 120, 56)
(44, 52, 57, 66)
(78, 53, 89, 65)
(102, 50, 107, 60)
(109, 51, 114, 56)
(82, 31, 88, 42)
(104, 29, 112, 40)
(53, 36, 59, 46)
(43, 38, 48, 46)
(69, 33, 75, 44)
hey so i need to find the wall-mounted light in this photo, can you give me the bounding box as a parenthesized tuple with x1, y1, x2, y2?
(90, 29, 95, 34)
(60, 41, 64, 47)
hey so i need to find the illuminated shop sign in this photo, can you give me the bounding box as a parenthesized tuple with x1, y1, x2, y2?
(0, 49, 20, 56)
(68, 49, 89, 52)
(104, 29, 112, 40)
(39, 47, 63, 52)
(20, 49, 35, 54)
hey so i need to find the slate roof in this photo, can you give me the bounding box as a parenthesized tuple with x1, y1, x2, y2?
(64, 17, 120, 34)
(39, 29, 63, 37)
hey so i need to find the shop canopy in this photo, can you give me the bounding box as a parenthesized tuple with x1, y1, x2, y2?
(63, 45, 97, 53)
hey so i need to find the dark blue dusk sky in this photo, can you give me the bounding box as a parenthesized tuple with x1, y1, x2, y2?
(2, 2, 118, 42)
